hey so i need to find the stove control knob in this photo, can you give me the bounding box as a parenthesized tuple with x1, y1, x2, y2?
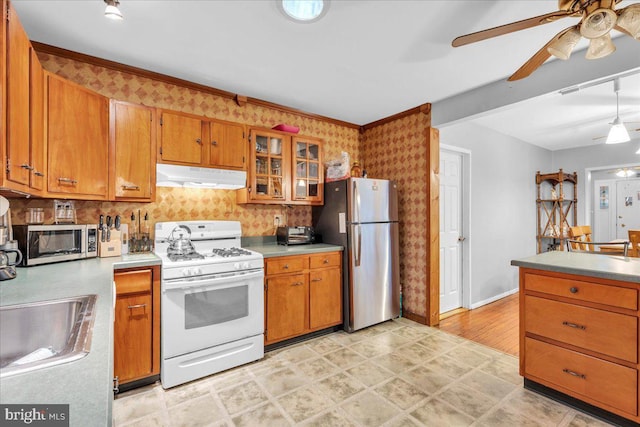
(242, 262, 250, 269)
(182, 269, 190, 277)
(195, 267, 202, 275)
(233, 262, 240, 270)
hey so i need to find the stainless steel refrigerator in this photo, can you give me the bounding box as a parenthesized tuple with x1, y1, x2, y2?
(312, 178, 400, 332)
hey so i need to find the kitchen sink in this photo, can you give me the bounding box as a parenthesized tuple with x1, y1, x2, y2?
(0, 294, 97, 378)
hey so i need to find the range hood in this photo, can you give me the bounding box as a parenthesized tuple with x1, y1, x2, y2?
(156, 164, 246, 190)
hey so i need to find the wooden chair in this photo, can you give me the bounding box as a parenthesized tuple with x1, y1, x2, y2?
(629, 230, 640, 258)
(568, 225, 593, 251)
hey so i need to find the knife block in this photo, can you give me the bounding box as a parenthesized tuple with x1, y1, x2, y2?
(98, 229, 122, 258)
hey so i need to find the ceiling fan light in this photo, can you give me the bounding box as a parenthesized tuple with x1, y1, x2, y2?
(616, 169, 635, 178)
(104, 0, 123, 20)
(617, 4, 640, 40)
(547, 28, 581, 60)
(606, 117, 631, 144)
(580, 8, 617, 39)
(585, 33, 616, 59)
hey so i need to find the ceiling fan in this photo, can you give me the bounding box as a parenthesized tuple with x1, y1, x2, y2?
(452, 0, 640, 81)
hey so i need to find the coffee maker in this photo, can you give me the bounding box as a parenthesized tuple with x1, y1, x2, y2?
(0, 196, 23, 280)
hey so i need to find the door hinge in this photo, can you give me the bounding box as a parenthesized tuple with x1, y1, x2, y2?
(264, 283, 267, 291)
(243, 156, 245, 164)
(159, 117, 163, 126)
(243, 131, 245, 139)
(248, 186, 252, 193)
(6, 159, 10, 174)
(159, 147, 163, 155)
(248, 135, 251, 143)
(113, 376, 120, 394)
(150, 112, 153, 122)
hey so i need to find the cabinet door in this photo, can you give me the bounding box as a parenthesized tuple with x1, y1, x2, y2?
(159, 111, 203, 165)
(47, 74, 109, 198)
(114, 292, 153, 383)
(29, 48, 45, 191)
(111, 101, 155, 200)
(6, 3, 31, 186)
(309, 268, 342, 330)
(249, 130, 287, 201)
(266, 274, 307, 342)
(291, 137, 323, 204)
(209, 121, 245, 170)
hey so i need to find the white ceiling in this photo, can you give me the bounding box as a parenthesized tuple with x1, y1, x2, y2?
(11, 0, 640, 151)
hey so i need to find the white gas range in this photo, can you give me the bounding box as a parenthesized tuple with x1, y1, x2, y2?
(154, 220, 264, 389)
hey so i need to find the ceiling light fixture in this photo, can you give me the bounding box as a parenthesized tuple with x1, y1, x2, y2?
(617, 4, 640, 40)
(279, 0, 328, 23)
(606, 78, 630, 145)
(616, 169, 635, 178)
(547, 27, 581, 60)
(585, 33, 616, 59)
(104, 0, 123, 21)
(636, 146, 640, 155)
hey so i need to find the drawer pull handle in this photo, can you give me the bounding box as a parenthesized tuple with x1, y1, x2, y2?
(562, 321, 586, 330)
(121, 185, 140, 191)
(58, 177, 78, 184)
(128, 304, 147, 309)
(562, 368, 586, 380)
(323, 259, 329, 264)
(283, 264, 289, 269)
(291, 281, 303, 286)
(311, 278, 322, 282)
(569, 287, 578, 294)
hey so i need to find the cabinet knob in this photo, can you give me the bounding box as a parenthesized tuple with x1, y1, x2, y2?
(569, 287, 578, 294)
(283, 264, 289, 269)
(211, 140, 218, 146)
(323, 259, 329, 264)
(196, 138, 202, 145)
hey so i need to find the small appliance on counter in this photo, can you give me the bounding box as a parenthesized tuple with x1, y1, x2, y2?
(13, 224, 97, 266)
(0, 196, 23, 280)
(276, 226, 315, 245)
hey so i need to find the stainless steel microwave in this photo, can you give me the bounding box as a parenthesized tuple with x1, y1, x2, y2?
(13, 224, 98, 266)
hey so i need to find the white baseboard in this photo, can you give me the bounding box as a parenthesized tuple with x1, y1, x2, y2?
(469, 288, 518, 309)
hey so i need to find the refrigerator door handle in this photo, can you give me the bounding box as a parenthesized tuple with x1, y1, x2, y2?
(354, 224, 362, 267)
(353, 180, 360, 224)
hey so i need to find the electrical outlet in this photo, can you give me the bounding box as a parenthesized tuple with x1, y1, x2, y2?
(274, 215, 284, 227)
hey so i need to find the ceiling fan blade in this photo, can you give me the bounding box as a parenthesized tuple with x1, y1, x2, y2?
(508, 27, 575, 81)
(452, 10, 577, 47)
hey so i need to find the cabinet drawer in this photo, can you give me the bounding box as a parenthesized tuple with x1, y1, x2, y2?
(525, 296, 638, 363)
(115, 269, 152, 295)
(266, 256, 307, 275)
(525, 338, 637, 416)
(309, 252, 340, 269)
(524, 273, 637, 310)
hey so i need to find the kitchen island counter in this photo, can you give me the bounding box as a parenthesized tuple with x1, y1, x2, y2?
(511, 250, 640, 283)
(0, 253, 161, 427)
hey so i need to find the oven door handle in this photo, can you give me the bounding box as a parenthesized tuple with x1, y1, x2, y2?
(163, 269, 264, 291)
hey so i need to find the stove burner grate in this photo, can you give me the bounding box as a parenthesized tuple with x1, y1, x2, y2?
(207, 247, 253, 258)
(167, 252, 205, 262)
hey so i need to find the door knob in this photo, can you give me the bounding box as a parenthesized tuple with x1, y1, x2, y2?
(458, 236, 466, 242)
(622, 224, 626, 228)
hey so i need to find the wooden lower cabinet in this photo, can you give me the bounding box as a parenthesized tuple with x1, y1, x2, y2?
(264, 251, 342, 345)
(113, 266, 160, 387)
(519, 268, 640, 422)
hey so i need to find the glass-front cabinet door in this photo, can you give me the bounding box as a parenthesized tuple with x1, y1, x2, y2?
(250, 130, 286, 201)
(292, 136, 323, 203)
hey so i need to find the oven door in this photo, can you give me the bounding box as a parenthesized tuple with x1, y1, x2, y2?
(161, 268, 264, 359)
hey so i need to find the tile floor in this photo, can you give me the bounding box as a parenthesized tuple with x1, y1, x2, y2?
(113, 318, 614, 427)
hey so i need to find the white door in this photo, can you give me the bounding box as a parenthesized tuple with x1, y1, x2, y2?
(616, 179, 640, 239)
(440, 150, 463, 314)
(593, 179, 617, 242)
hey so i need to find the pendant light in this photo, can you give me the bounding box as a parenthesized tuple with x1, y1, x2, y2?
(104, 0, 123, 20)
(547, 27, 581, 60)
(606, 79, 630, 145)
(617, 4, 640, 40)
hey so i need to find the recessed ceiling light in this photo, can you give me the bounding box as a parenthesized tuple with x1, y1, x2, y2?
(279, 0, 328, 23)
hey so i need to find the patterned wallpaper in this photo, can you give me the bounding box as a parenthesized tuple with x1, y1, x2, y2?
(361, 113, 430, 320)
(8, 52, 432, 323)
(8, 53, 360, 236)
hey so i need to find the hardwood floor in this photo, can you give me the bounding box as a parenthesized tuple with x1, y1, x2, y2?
(437, 293, 519, 357)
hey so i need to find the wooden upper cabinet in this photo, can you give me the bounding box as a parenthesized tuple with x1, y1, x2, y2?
(209, 120, 245, 170)
(6, 1, 31, 187)
(291, 136, 323, 204)
(29, 48, 45, 192)
(110, 100, 156, 201)
(47, 73, 109, 199)
(158, 110, 204, 165)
